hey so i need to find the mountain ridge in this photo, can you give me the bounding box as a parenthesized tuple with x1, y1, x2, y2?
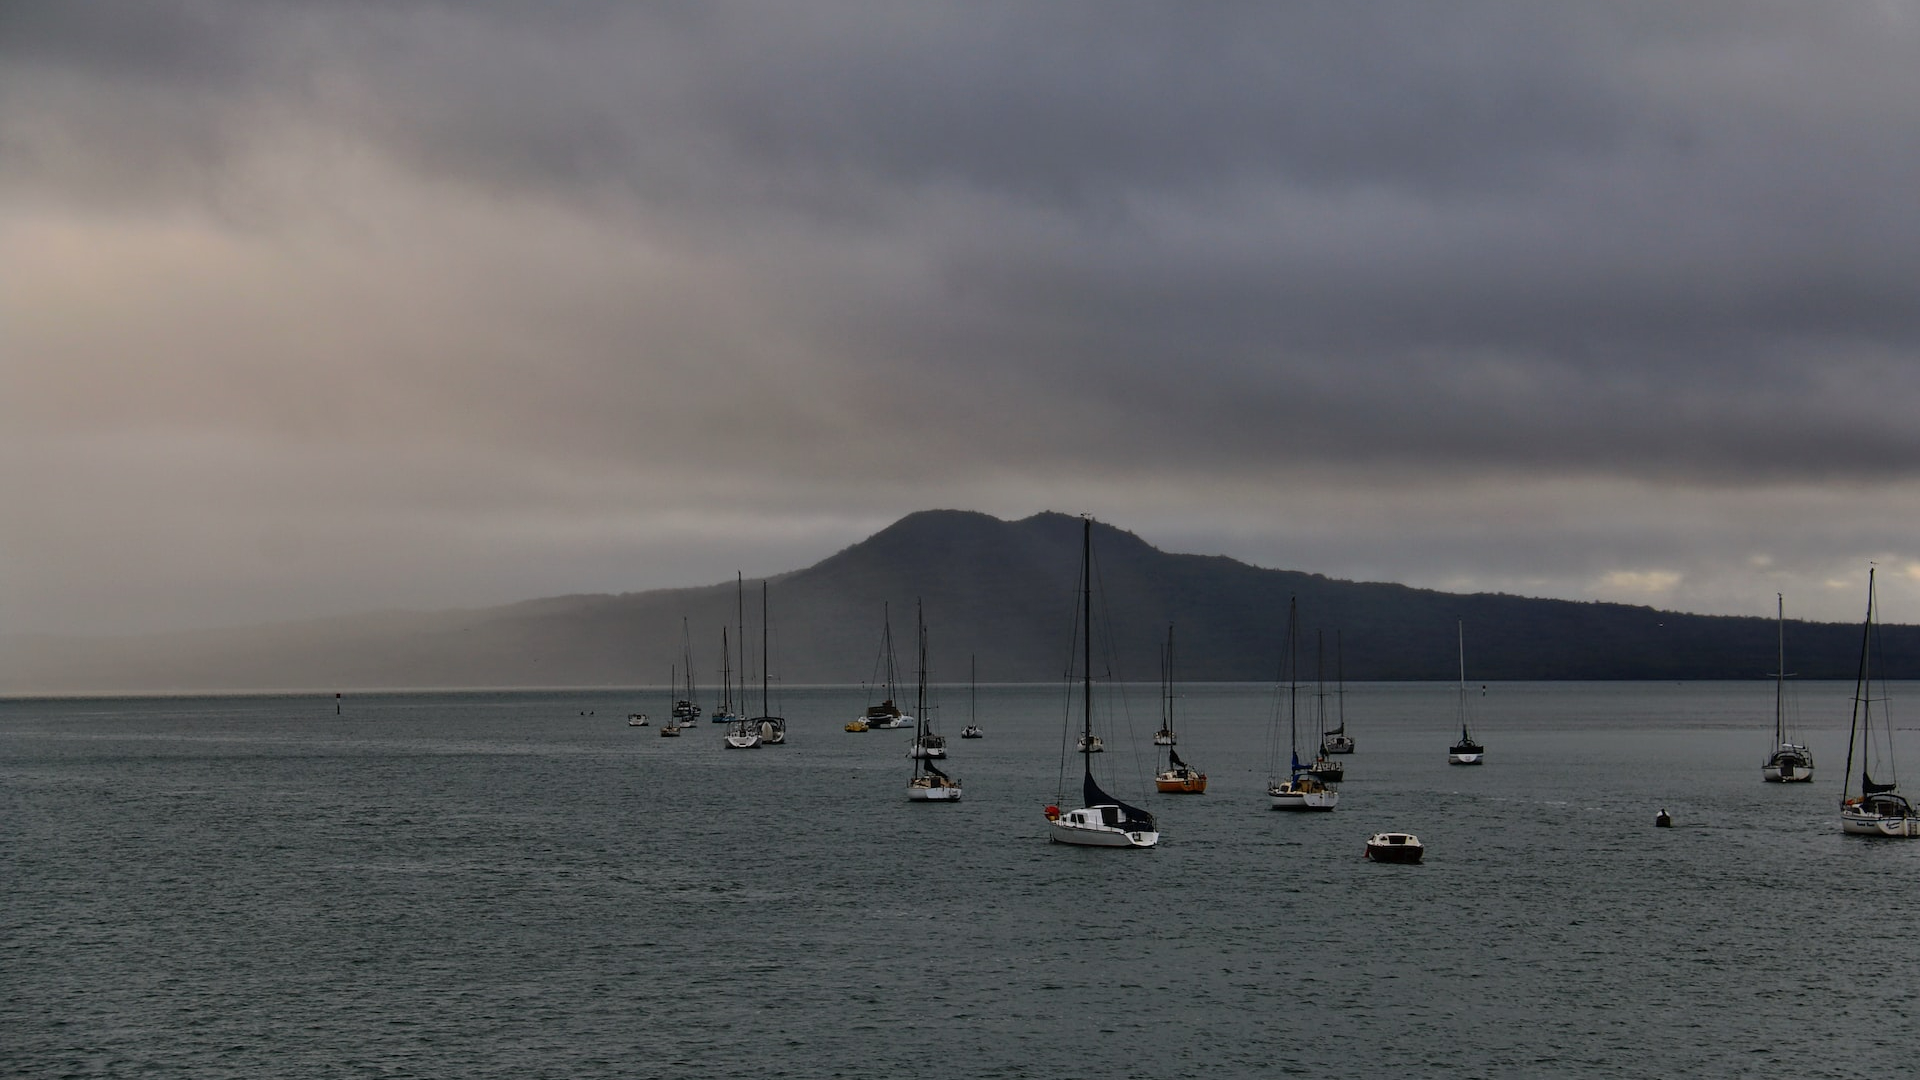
(3, 508, 1908, 692)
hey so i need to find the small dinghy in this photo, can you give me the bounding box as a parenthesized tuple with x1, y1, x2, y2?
(1364, 832, 1424, 863)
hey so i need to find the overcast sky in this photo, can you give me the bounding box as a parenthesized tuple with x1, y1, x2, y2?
(5, 1, 1920, 636)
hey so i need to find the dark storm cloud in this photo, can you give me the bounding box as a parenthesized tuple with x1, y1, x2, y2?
(5, 1, 1920, 633)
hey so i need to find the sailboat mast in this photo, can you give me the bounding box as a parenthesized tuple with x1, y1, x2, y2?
(912, 600, 926, 778)
(1457, 620, 1467, 736)
(1774, 594, 1785, 745)
(737, 572, 746, 715)
(1166, 623, 1175, 731)
(1287, 597, 1299, 765)
(1336, 629, 1347, 732)
(761, 581, 771, 715)
(883, 602, 896, 702)
(1082, 516, 1093, 778)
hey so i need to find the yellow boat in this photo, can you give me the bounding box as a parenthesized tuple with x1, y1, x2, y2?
(845, 718, 870, 733)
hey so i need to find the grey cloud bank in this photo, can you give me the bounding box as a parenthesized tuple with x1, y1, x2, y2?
(4, 1, 1919, 637)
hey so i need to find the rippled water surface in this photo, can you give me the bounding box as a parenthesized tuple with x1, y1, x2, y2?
(6, 682, 1918, 1078)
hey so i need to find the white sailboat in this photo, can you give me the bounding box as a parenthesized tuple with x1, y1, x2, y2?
(745, 579, 787, 748)
(907, 603, 961, 801)
(1044, 516, 1160, 848)
(1760, 594, 1812, 783)
(1447, 621, 1485, 765)
(1269, 598, 1338, 811)
(1840, 568, 1918, 836)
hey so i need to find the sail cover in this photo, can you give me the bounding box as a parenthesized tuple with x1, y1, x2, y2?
(1863, 771, 1898, 795)
(1084, 773, 1156, 831)
(924, 759, 951, 781)
(1169, 749, 1188, 770)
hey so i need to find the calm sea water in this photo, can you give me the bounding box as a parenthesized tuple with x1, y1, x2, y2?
(6, 681, 1918, 1078)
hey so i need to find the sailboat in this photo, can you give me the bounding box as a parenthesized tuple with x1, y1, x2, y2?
(907, 606, 948, 760)
(1153, 625, 1206, 793)
(1840, 568, 1918, 836)
(746, 580, 787, 748)
(960, 655, 983, 739)
(709, 626, 741, 730)
(1305, 630, 1345, 783)
(659, 669, 683, 737)
(1044, 516, 1160, 847)
(1447, 621, 1485, 765)
(1269, 598, 1338, 810)
(1760, 594, 1813, 783)
(907, 603, 961, 801)
(1321, 631, 1355, 755)
(851, 604, 911, 731)
(1153, 627, 1177, 748)
(672, 620, 703, 724)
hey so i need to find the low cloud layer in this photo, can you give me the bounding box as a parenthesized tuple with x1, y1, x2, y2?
(5, 1, 1919, 635)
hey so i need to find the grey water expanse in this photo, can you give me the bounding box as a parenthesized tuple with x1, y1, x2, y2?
(6, 682, 1917, 1078)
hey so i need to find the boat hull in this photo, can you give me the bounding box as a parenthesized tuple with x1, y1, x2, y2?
(1269, 782, 1338, 811)
(1048, 820, 1158, 847)
(908, 745, 947, 759)
(1365, 833, 1424, 863)
(1762, 763, 1813, 782)
(1323, 736, 1355, 755)
(1448, 752, 1484, 765)
(1155, 771, 1207, 793)
(907, 783, 962, 801)
(1841, 809, 1920, 836)
(723, 734, 761, 749)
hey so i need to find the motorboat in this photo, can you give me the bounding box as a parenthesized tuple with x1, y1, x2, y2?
(1364, 832, 1424, 863)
